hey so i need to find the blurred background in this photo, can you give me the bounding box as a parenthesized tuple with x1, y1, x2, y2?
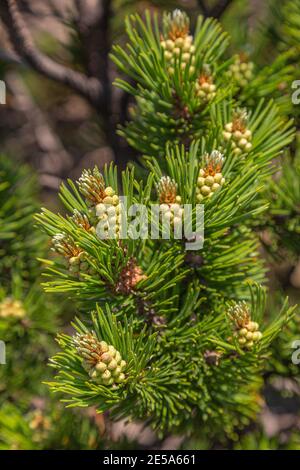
(0, 0, 300, 450)
(0, 0, 275, 195)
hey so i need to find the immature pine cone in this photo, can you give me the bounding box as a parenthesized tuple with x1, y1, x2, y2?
(227, 54, 254, 88)
(196, 150, 225, 202)
(161, 10, 195, 76)
(228, 301, 263, 350)
(74, 333, 126, 386)
(222, 108, 252, 156)
(116, 258, 147, 294)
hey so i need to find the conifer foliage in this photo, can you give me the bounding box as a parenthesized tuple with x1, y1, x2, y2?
(0, 156, 44, 285)
(0, 157, 112, 450)
(36, 9, 297, 438)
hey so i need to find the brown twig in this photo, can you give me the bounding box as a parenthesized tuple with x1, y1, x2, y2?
(210, 0, 234, 18)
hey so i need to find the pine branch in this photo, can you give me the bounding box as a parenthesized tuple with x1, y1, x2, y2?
(32, 7, 299, 439)
(0, 0, 103, 106)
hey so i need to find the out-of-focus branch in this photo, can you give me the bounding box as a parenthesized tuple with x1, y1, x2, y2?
(73, 0, 132, 168)
(197, 0, 234, 18)
(0, 0, 103, 106)
(197, 0, 209, 16)
(7, 71, 73, 188)
(0, 47, 21, 64)
(47, 0, 66, 20)
(74, 0, 111, 93)
(75, 0, 95, 26)
(210, 0, 234, 18)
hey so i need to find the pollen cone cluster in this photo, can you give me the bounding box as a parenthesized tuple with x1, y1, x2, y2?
(223, 108, 252, 156)
(227, 54, 254, 87)
(156, 176, 184, 230)
(95, 190, 122, 240)
(228, 301, 263, 350)
(161, 9, 195, 76)
(74, 333, 126, 386)
(77, 167, 122, 239)
(195, 66, 217, 104)
(52, 233, 96, 277)
(72, 209, 95, 234)
(0, 298, 25, 319)
(196, 150, 225, 202)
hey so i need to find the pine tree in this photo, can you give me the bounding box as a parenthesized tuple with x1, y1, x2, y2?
(36, 9, 297, 440)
